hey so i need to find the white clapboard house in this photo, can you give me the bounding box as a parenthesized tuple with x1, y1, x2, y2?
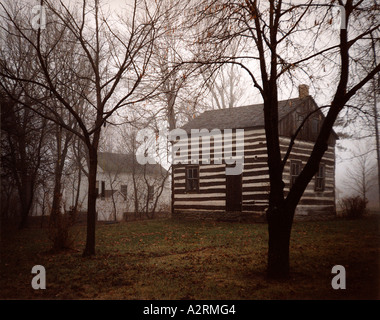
(171, 85, 338, 221)
(64, 152, 170, 221)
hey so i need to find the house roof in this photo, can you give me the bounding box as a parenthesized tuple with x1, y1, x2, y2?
(181, 96, 312, 132)
(97, 152, 167, 175)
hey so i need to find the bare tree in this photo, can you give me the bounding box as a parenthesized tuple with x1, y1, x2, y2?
(0, 94, 50, 228)
(189, 0, 380, 278)
(66, 135, 89, 221)
(116, 126, 141, 217)
(136, 0, 204, 131)
(370, 32, 380, 209)
(49, 112, 76, 224)
(195, 35, 252, 110)
(114, 121, 170, 220)
(141, 162, 170, 219)
(344, 142, 377, 203)
(334, 29, 380, 208)
(0, 0, 169, 256)
(202, 63, 248, 109)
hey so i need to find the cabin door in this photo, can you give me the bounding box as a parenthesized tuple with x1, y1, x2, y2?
(226, 173, 242, 211)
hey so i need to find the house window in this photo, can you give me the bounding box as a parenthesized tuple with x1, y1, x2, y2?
(96, 181, 99, 198)
(120, 184, 128, 195)
(315, 164, 325, 191)
(185, 165, 199, 192)
(148, 185, 154, 201)
(290, 160, 301, 187)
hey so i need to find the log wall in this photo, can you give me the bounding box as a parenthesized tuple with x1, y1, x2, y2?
(173, 127, 336, 221)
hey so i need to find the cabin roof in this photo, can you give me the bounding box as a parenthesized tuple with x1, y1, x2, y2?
(181, 96, 313, 131)
(98, 152, 167, 175)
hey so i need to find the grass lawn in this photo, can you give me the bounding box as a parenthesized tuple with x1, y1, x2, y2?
(1, 215, 379, 300)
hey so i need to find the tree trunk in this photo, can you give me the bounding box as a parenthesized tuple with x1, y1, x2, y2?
(19, 203, 30, 229)
(18, 176, 33, 229)
(370, 32, 380, 210)
(50, 170, 63, 225)
(50, 125, 70, 225)
(82, 148, 98, 257)
(266, 206, 294, 279)
(73, 165, 82, 214)
(132, 157, 139, 218)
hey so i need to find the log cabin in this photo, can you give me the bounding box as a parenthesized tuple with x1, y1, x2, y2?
(172, 85, 338, 221)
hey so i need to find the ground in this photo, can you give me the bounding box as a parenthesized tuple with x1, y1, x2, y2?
(0, 215, 379, 300)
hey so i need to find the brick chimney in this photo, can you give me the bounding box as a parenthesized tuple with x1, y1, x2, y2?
(298, 84, 309, 98)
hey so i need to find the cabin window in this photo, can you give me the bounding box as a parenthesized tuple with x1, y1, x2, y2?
(295, 112, 304, 131)
(185, 165, 199, 192)
(120, 184, 128, 195)
(315, 164, 325, 191)
(312, 118, 320, 135)
(290, 160, 301, 187)
(148, 185, 154, 201)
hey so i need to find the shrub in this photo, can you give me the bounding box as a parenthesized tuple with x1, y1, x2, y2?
(339, 196, 368, 219)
